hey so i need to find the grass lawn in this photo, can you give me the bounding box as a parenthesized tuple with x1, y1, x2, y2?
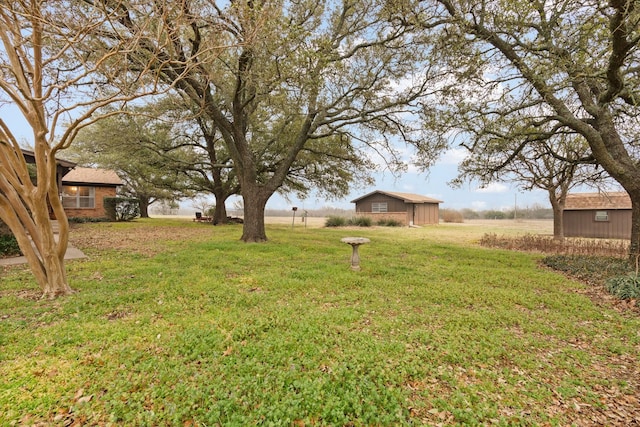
(1, 219, 639, 426)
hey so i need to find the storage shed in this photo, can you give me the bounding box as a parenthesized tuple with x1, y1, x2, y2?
(350, 190, 442, 226)
(563, 192, 631, 239)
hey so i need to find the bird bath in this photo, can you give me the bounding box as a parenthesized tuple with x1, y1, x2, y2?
(340, 237, 370, 270)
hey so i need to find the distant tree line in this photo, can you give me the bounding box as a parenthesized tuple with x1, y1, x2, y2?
(441, 205, 553, 223)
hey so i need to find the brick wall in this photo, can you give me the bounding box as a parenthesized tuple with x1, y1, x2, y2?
(356, 212, 407, 225)
(64, 187, 117, 219)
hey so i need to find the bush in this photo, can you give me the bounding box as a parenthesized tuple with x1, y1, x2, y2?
(606, 275, 640, 300)
(68, 217, 111, 224)
(325, 216, 347, 227)
(104, 197, 140, 222)
(441, 209, 464, 223)
(348, 216, 372, 227)
(325, 215, 373, 227)
(483, 234, 629, 258)
(376, 218, 402, 227)
(542, 255, 632, 286)
(0, 234, 21, 257)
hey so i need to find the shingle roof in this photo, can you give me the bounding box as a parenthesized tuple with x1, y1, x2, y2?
(62, 167, 123, 186)
(350, 190, 443, 204)
(564, 192, 631, 210)
(21, 148, 77, 168)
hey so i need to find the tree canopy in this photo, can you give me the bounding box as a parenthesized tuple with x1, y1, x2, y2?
(411, 0, 640, 259)
(69, 101, 198, 218)
(87, 0, 437, 241)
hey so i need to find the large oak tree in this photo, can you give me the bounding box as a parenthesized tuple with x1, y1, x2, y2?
(412, 0, 640, 260)
(93, 0, 436, 242)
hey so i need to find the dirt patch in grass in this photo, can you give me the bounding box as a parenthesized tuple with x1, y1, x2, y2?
(68, 223, 218, 257)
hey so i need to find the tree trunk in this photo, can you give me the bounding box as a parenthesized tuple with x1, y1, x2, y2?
(38, 187, 75, 299)
(240, 186, 270, 242)
(629, 196, 640, 265)
(552, 205, 564, 240)
(0, 181, 75, 299)
(139, 197, 150, 218)
(548, 191, 565, 240)
(213, 200, 228, 225)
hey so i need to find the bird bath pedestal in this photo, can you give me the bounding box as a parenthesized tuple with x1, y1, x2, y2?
(341, 237, 370, 271)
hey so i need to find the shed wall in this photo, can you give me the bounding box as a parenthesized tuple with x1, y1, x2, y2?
(355, 195, 440, 226)
(563, 209, 632, 239)
(355, 194, 409, 213)
(412, 204, 439, 225)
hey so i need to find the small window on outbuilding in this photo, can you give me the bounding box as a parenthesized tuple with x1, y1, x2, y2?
(594, 210, 609, 222)
(371, 202, 388, 213)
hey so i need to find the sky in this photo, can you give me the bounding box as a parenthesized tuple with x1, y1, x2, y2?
(1, 102, 553, 213)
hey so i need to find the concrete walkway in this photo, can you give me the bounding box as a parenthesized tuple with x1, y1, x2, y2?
(0, 221, 87, 267)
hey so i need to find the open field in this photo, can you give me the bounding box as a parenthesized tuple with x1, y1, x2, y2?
(1, 218, 639, 426)
(160, 214, 554, 238)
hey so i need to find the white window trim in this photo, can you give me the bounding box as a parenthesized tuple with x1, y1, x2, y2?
(62, 185, 96, 209)
(371, 202, 388, 213)
(594, 210, 609, 222)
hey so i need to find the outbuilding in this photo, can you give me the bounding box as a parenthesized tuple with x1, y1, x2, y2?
(563, 192, 631, 239)
(350, 190, 442, 226)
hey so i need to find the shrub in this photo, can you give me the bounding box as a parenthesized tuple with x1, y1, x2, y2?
(482, 233, 629, 258)
(376, 218, 402, 227)
(606, 274, 640, 300)
(348, 216, 372, 227)
(542, 255, 632, 286)
(0, 234, 21, 257)
(68, 217, 111, 224)
(441, 209, 464, 223)
(325, 216, 347, 227)
(104, 197, 140, 222)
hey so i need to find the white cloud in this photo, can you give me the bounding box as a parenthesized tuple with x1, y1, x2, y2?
(401, 183, 416, 192)
(439, 147, 468, 165)
(475, 182, 509, 193)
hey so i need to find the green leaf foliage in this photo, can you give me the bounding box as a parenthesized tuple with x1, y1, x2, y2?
(606, 275, 640, 300)
(0, 234, 21, 257)
(103, 197, 140, 222)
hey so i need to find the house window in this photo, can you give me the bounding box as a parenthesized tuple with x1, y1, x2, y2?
(62, 186, 95, 209)
(594, 210, 609, 222)
(371, 202, 388, 213)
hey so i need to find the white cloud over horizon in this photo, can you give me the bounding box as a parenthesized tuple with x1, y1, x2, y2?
(475, 182, 509, 194)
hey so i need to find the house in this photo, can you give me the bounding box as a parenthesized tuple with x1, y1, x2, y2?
(350, 190, 443, 226)
(61, 167, 123, 219)
(20, 148, 123, 219)
(21, 149, 76, 190)
(563, 192, 631, 239)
